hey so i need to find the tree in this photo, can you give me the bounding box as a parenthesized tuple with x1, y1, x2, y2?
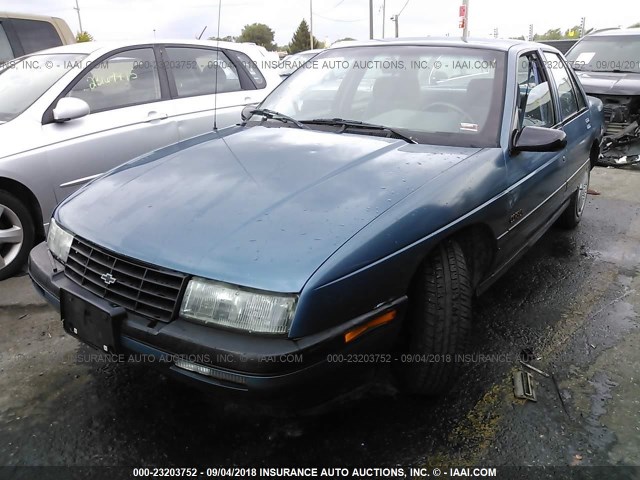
(630, 22, 640, 28)
(288, 19, 323, 54)
(564, 25, 582, 38)
(75, 31, 94, 42)
(534, 28, 563, 41)
(510, 35, 526, 40)
(208, 35, 236, 42)
(333, 37, 356, 44)
(236, 23, 276, 51)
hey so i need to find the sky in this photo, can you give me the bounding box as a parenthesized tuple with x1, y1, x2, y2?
(5, 0, 640, 47)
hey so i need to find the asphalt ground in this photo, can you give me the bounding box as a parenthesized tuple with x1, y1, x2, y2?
(0, 166, 638, 479)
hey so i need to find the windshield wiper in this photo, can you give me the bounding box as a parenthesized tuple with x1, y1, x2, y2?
(301, 118, 417, 144)
(248, 108, 308, 129)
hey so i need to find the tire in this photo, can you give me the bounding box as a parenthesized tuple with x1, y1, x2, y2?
(0, 190, 35, 280)
(559, 167, 590, 230)
(395, 239, 473, 396)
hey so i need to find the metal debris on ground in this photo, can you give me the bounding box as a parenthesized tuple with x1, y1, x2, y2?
(513, 371, 537, 402)
(519, 348, 541, 362)
(520, 360, 551, 378)
(597, 118, 640, 168)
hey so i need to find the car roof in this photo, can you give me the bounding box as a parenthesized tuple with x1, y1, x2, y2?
(30, 39, 267, 57)
(327, 36, 548, 52)
(291, 49, 325, 55)
(586, 27, 640, 37)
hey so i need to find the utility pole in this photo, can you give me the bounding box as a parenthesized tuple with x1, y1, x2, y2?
(310, 0, 314, 49)
(391, 15, 399, 38)
(369, 0, 374, 39)
(74, 0, 83, 33)
(382, 0, 386, 38)
(528, 23, 534, 41)
(580, 17, 586, 37)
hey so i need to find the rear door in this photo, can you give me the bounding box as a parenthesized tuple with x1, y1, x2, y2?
(542, 50, 592, 191)
(160, 45, 266, 140)
(498, 51, 568, 264)
(41, 46, 180, 202)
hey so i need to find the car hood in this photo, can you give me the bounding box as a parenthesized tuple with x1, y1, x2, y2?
(57, 126, 480, 293)
(576, 70, 640, 96)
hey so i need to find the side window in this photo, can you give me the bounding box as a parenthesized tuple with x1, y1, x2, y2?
(67, 48, 161, 113)
(231, 51, 266, 89)
(164, 47, 242, 97)
(516, 53, 555, 129)
(0, 22, 15, 62)
(11, 19, 62, 55)
(543, 52, 580, 120)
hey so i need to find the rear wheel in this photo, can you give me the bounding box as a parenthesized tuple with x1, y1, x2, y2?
(559, 167, 590, 229)
(0, 190, 35, 280)
(395, 240, 473, 396)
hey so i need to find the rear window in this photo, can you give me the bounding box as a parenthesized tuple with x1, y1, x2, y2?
(12, 18, 62, 55)
(0, 22, 15, 62)
(231, 50, 266, 89)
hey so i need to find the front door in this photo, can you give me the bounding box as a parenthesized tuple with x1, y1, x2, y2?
(41, 47, 180, 206)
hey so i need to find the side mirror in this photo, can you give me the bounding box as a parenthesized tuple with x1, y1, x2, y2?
(53, 97, 90, 122)
(513, 126, 567, 153)
(241, 104, 258, 122)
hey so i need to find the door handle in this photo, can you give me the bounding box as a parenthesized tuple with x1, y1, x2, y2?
(146, 112, 168, 122)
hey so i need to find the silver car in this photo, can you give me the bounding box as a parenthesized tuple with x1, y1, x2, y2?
(0, 39, 279, 279)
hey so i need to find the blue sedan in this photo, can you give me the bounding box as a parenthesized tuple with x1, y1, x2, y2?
(29, 38, 604, 396)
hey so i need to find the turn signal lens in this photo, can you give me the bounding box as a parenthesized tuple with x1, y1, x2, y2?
(344, 310, 397, 343)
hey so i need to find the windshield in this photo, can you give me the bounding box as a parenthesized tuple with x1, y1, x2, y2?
(566, 35, 640, 73)
(260, 46, 507, 147)
(0, 53, 87, 122)
(279, 51, 321, 76)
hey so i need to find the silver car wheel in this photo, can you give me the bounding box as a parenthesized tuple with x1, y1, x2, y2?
(576, 169, 589, 217)
(0, 204, 24, 269)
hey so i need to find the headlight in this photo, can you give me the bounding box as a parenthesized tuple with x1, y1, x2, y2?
(47, 218, 74, 263)
(179, 278, 297, 334)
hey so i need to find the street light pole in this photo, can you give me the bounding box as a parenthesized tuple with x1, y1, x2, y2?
(382, 0, 386, 38)
(462, 0, 469, 41)
(369, 0, 374, 39)
(74, 0, 83, 33)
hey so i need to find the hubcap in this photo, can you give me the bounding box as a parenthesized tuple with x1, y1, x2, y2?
(576, 169, 589, 217)
(0, 204, 24, 269)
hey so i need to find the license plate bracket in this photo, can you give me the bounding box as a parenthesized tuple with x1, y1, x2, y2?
(61, 289, 122, 353)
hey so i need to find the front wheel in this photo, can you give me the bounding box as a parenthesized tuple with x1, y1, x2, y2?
(395, 240, 473, 396)
(0, 190, 35, 280)
(559, 167, 590, 229)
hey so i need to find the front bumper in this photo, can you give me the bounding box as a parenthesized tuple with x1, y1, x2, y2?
(28, 242, 406, 396)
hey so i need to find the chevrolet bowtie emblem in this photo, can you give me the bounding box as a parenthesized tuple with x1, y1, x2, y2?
(100, 273, 117, 285)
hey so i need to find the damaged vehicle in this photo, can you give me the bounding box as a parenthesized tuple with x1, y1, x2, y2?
(29, 39, 603, 397)
(567, 28, 640, 166)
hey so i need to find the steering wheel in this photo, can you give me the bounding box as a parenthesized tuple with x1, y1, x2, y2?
(424, 102, 475, 124)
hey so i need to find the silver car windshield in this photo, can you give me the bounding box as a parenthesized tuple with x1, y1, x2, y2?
(0, 53, 87, 122)
(260, 45, 507, 147)
(566, 35, 640, 73)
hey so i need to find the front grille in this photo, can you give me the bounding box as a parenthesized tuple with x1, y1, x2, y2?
(65, 237, 187, 322)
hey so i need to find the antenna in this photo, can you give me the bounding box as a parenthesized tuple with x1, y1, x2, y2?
(213, 1, 222, 131)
